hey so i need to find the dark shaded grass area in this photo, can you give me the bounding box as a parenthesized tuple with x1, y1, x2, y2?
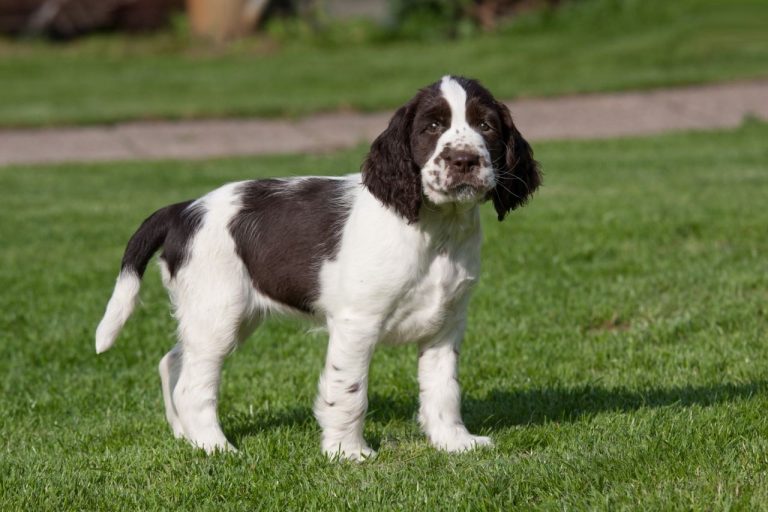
(0, 0, 767, 126)
(1, 122, 767, 509)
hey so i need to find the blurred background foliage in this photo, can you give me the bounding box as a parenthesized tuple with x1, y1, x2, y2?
(4, 0, 764, 49)
(1, 0, 765, 126)
(0, 0, 598, 43)
(3, 0, 764, 51)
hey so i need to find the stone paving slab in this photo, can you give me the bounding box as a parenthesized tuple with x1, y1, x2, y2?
(1, 79, 766, 167)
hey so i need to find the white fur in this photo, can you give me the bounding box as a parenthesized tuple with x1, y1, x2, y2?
(95, 271, 141, 354)
(96, 77, 498, 460)
(313, 182, 489, 458)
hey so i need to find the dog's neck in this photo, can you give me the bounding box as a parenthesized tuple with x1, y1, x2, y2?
(416, 200, 482, 248)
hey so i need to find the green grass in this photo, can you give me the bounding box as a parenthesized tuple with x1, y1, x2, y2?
(2, 122, 768, 509)
(1, 0, 767, 127)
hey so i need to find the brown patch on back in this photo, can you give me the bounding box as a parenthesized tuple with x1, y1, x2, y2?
(229, 178, 351, 313)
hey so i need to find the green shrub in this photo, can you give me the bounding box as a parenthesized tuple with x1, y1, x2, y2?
(390, 0, 477, 40)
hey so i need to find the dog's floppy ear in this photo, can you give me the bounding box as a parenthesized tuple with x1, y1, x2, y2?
(492, 102, 542, 221)
(362, 98, 422, 223)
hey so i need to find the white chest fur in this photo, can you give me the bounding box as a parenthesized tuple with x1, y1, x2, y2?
(318, 185, 482, 346)
(381, 245, 479, 344)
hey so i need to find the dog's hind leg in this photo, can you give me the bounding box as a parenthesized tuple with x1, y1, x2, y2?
(172, 313, 240, 453)
(158, 345, 185, 439)
(168, 267, 253, 453)
(156, 184, 257, 453)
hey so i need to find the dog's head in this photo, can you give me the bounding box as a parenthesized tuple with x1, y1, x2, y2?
(362, 76, 541, 223)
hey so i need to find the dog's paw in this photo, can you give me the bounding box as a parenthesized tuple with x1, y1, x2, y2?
(190, 437, 238, 455)
(170, 420, 186, 440)
(442, 434, 493, 453)
(323, 442, 377, 462)
(429, 426, 494, 453)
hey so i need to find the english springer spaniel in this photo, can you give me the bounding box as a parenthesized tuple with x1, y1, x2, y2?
(96, 76, 541, 460)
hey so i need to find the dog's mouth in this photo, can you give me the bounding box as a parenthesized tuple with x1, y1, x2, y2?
(445, 181, 491, 201)
(449, 183, 483, 195)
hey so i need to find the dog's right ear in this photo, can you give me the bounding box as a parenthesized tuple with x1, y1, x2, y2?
(362, 99, 422, 223)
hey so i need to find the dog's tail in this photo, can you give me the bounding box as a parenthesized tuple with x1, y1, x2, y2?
(95, 203, 189, 354)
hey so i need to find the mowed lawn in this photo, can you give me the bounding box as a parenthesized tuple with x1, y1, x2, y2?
(1, 0, 767, 127)
(1, 122, 768, 509)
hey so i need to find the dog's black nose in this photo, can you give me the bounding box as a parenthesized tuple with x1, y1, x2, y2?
(445, 150, 481, 174)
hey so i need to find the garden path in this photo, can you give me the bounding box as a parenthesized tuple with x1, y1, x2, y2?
(1, 79, 766, 166)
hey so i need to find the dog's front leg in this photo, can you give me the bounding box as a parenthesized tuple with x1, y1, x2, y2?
(418, 323, 493, 452)
(314, 318, 377, 461)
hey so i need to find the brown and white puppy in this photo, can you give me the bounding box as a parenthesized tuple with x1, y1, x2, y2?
(96, 75, 541, 460)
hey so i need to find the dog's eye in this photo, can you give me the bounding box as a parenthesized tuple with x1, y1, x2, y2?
(479, 121, 493, 132)
(425, 121, 443, 134)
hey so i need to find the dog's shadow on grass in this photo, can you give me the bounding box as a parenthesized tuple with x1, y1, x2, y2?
(462, 380, 768, 431)
(225, 381, 766, 446)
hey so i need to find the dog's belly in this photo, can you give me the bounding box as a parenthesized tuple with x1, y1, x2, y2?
(382, 255, 476, 344)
